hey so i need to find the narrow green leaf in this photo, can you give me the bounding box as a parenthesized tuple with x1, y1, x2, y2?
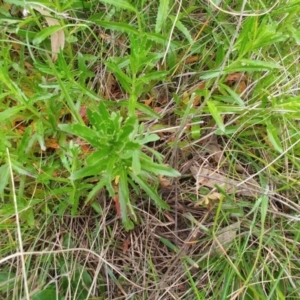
(36, 119, 46, 151)
(288, 25, 300, 45)
(229, 59, 280, 71)
(87, 110, 104, 131)
(200, 69, 223, 80)
(235, 17, 255, 57)
(77, 52, 94, 83)
(99, 0, 137, 13)
(246, 194, 262, 217)
(86, 178, 107, 202)
(141, 147, 164, 163)
(200, 60, 279, 76)
(71, 189, 80, 215)
(215, 126, 239, 135)
(274, 97, 300, 110)
(91, 20, 139, 35)
(219, 83, 245, 107)
(260, 194, 268, 225)
(91, 201, 103, 214)
(22, 207, 35, 227)
(32, 25, 63, 45)
(146, 32, 181, 48)
(160, 237, 178, 252)
(136, 103, 162, 119)
(141, 159, 181, 177)
(132, 150, 141, 174)
(86, 149, 110, 165)
(97, 101, 111, 122)
(0, 106, 25, 121)
(138, 71, 169, 84)
(3, 0, 25, 6)
(105, 61, 132, 93)
(119, 119, 137, 141)
(191, 122, 201, 140)
(0, 15, 22, 23)
(130, 173, 169, 209)
(155, 0, 170, 33)
(122, 142, 140, 153)
(12, 160, 35, 177)
(169, 15, 193, 44)
(70, 164, 106, 180)
(58, 124, 100, 147)
(119, 169, 135, 231)
(119, 171, 129, 223)
(138, 133, 160, 145)
(160, 237, 198, 267)
(207, 101, 225, 133)
(266, 120, 283, 153)
(17, 126, 32, 157)
(0, 164, 10, 196)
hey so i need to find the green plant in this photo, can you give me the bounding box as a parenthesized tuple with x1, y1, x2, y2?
(59, 101, 180, 230)
(104, 33, 169, 117)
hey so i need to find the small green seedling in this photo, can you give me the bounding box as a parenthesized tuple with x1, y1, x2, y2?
(59, 102, 180, 230)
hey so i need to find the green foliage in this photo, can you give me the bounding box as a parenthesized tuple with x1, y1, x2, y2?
(105, 33, 169, 116)
(156, 0, 170, 33)
(59, 102, 180, 230)
(32, 288, 58, 300)
(1, 0, 300, 299)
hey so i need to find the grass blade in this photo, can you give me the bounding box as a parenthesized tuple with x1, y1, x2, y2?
(91, 20, 139, 35)
(98, 0, 137, 13)
(266, 120, 283, 153)
(207, 100, 225, 133)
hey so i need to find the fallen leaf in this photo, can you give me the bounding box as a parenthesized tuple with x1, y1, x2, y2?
(159, 176, 172, 188)
(225, 73, 248, 95)
(194, 192, 223, 208)
(80, 106, 89, 124)
(185, 55, 202, 64)
(192, 95, 202, 106)
(206, 142, 225, 165)
(206, 141, 246, 173)
(226, 73, 247, 82)
(213, 221, 240, 254)
(99, 32, 110, 41)
(80, 144, 92, 153)
(33, 6, 65, 61)
(190, 165, 261, 198)
(144, 97, 155, 106)
(102, 73, 117, 99)
(122, 236, 131, 254)
(45, 138, 60, 149)
(24, 61, 33, 69)
(236, 79, 247, 94)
